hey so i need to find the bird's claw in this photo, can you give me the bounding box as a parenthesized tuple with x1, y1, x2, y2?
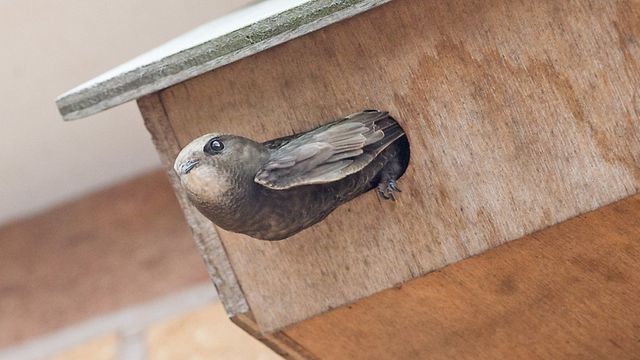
(378, 179, 401, 201)
(388, 180, 401, 192)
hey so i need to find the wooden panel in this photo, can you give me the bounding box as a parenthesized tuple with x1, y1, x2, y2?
(282, 194, 640, 359)
(57, 0, 391, 120)
(232, 313, 316, 360)
(157, 0, 640, 331)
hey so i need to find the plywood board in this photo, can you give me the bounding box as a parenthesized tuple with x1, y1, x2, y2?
(283, 194, 640, 359)
(156, 0, 640, 331)
(57, 0, 391, 120)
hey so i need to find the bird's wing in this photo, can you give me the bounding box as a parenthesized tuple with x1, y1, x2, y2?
(255, 110, 405, 190)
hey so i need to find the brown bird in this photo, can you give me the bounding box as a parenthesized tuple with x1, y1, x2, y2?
(174, 110, 410, 240)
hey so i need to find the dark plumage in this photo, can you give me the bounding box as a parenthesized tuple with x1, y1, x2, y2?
(174, 110, 410, 240)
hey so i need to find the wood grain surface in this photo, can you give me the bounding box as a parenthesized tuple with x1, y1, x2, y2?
(282, 194, 640, 359)
(57, 0, 392, 120)
(150, 0, 640, 331)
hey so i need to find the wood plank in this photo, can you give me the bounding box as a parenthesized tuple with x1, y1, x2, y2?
(282, 194, 640, 359)
(155, 0, 640, 331)
(137, 94, 249, 315)
(232, 313, 317, 360)
(56, 0, 391, 120)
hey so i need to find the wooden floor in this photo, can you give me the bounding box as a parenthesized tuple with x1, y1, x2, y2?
(0, 171, 209, 348)
(275, 194, 640, 359)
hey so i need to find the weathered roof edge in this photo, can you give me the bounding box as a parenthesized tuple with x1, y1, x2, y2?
(56, 0, 391, 121)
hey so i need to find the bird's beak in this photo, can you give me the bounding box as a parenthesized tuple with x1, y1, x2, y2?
(179, 159, 200, 175)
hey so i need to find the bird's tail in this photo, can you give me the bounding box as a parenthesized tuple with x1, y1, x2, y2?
(347, 110, 406, 154)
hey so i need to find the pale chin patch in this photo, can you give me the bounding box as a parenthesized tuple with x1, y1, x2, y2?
(182, 165, 230, 204)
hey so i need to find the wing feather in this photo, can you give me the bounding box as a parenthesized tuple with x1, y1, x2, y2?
(255, 110, 404, 189)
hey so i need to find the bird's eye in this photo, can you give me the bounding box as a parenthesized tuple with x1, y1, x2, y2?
(204, 138, 224, 154)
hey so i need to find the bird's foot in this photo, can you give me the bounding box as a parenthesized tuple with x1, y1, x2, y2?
(378, 179, 402, 201)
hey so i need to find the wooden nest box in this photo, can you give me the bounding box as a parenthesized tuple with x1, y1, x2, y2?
(57, 0, 640, 358)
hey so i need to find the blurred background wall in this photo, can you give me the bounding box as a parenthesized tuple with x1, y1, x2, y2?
(0, 0, 256, 225)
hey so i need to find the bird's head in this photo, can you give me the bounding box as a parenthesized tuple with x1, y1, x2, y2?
(174, 133, 266, 206)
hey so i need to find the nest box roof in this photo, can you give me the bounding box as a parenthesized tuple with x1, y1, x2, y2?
(56, 0, 389, 121)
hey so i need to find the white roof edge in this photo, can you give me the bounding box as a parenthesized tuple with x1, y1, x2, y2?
(56, 0, 391, 121)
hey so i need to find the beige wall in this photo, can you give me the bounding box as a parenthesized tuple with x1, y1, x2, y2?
(0, 0, 256, 224)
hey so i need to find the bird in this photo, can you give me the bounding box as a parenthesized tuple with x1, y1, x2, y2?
(174, 110, 410, 241)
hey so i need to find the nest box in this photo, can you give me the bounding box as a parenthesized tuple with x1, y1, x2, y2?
(57, 0, 640, 358)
